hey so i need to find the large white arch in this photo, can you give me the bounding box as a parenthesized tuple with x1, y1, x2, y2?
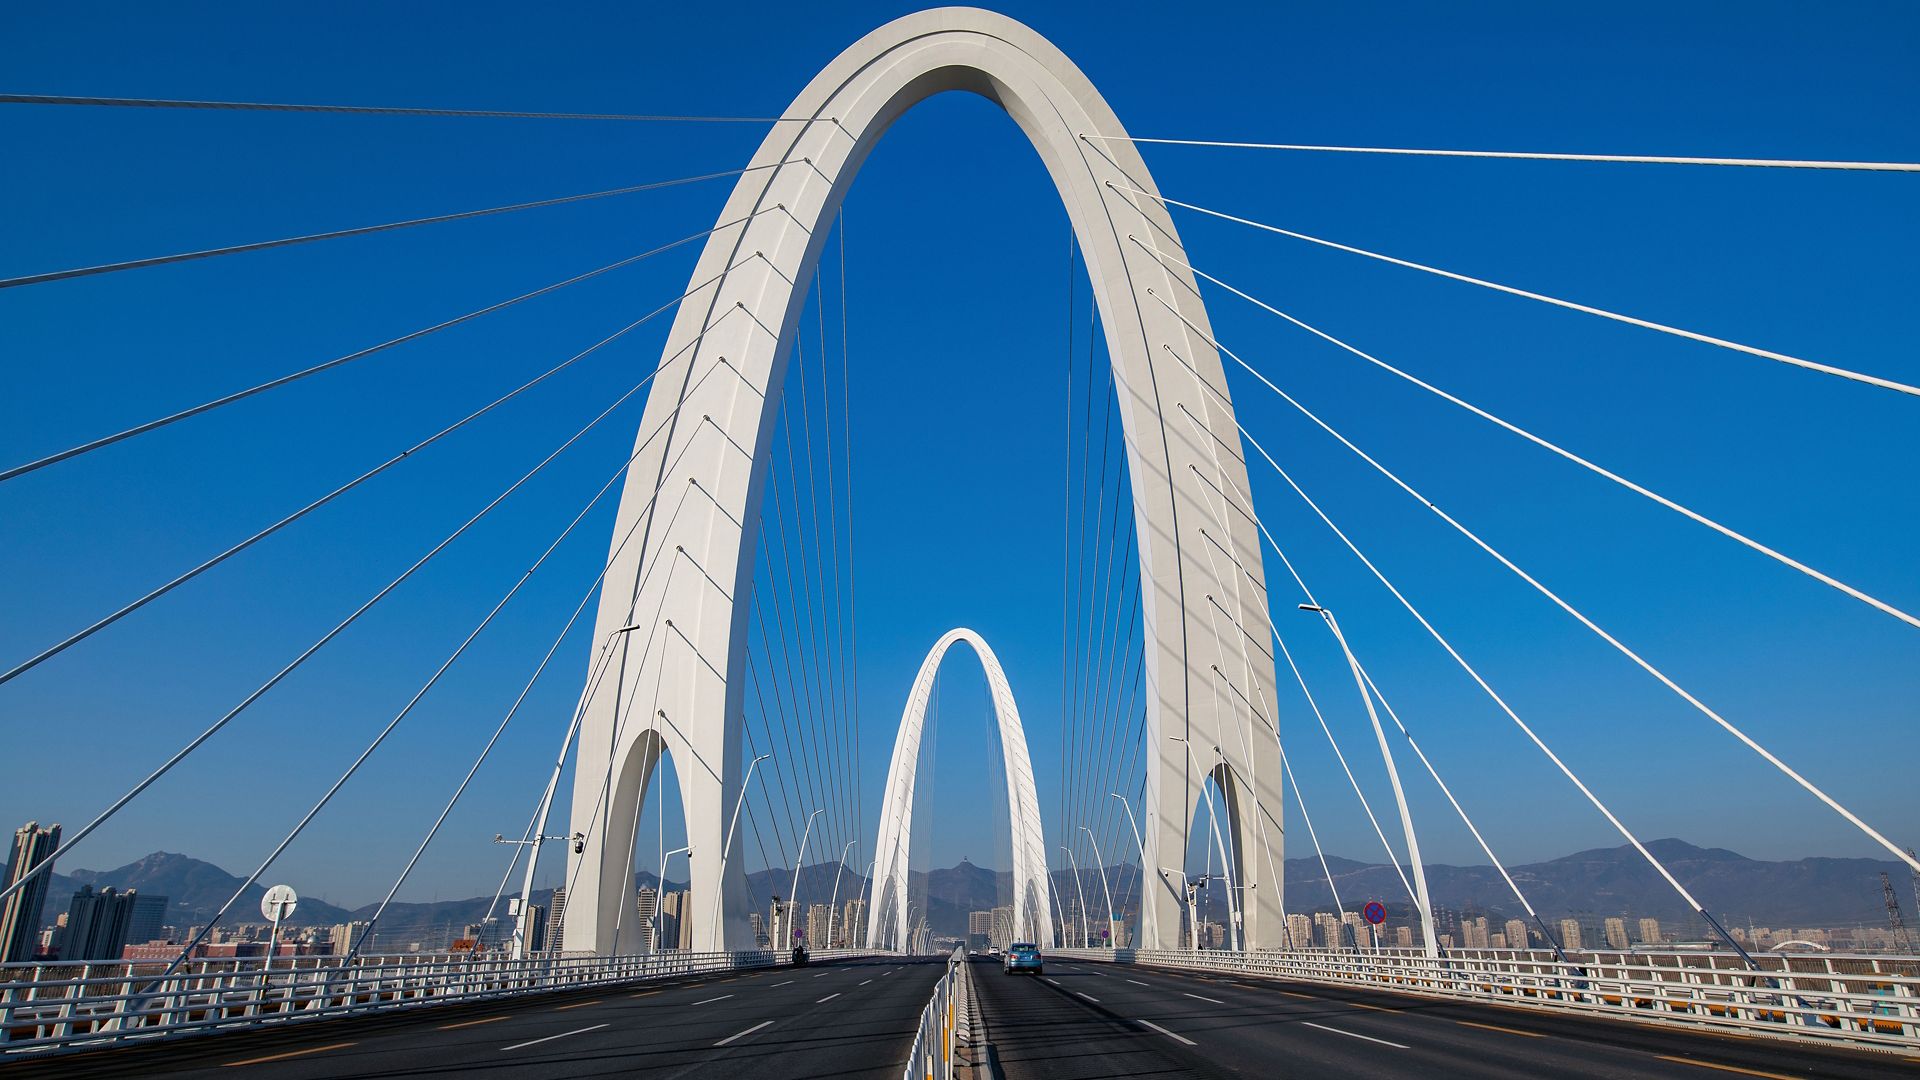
(563, 7, 1285, 953)
(868, 629, 1050, 952)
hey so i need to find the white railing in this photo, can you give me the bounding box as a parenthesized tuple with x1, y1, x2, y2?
(0, 948, 876, 1058)
(902, 948, 963, 1080)
(1054, 946, 1920, 1054)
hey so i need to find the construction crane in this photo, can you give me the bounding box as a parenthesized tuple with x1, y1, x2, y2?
(1882, 872, 1915, 954)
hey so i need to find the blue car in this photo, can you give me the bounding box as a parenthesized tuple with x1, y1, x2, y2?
(1003, 942, 1043, 975)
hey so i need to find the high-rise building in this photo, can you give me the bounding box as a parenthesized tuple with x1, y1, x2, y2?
(968, 909, 993, 947)
(636, 887, 659, 950)
(1, 822, 61, 965)
(658, 890, 690, 950)
(807, 903, 832, 947)
(989, 906, 1012, 950)
(769, 899, 790, 949)
(1314, 912, 1343, 949)
(1604, 917, 1630, 950)
(1462, 916, 1491, 949)
(62, 886, 139, 961)
(1505, 918, 1530, 952)
(846, 899, 870, 948)
(546, 889, 567, 953)
(1638, 918, 1662, 945)
(126, 894, 169, 946)
(1558, 918, 1583, 951)
(749, 912, 768, 948)
(1394, 926, 1413, 948)
(1286, 913, 1312, 949)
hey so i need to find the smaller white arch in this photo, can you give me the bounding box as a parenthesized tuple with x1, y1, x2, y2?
(869, 629, 1052, 952)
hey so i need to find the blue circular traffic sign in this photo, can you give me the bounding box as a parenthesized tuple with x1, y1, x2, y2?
(1362, 901, 1387, 925)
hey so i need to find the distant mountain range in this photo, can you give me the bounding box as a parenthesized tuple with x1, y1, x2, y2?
(39, 839, 1912, 939)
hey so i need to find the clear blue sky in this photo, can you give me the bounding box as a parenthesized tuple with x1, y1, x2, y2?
(1, 1, 1914, 911)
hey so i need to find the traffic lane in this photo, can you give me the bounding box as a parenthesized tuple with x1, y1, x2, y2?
(1044, 960, 1655, 1080)
(972, 957, 1226, 1079)
(1054, 959, 1915, 1079)
(9, 956, 907, 1079)
(671, 958, 949, 1080)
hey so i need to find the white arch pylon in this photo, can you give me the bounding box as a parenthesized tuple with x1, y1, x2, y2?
(562, 7, 1285, 953)
(868, 629, 1051, 953)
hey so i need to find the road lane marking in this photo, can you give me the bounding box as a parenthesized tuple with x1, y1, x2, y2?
(1348, 1001, 1401, 1013)
(224, 1042, 355, 1067)
(630, 990, 663, 998)
(554, 999, 603, 1010)
(1653, 1058, 1803, 1080)
(693, 994, 734, 1005)
(503, 1024, 608, 1051)
(1279, 990, 1316, 999)
(1183, 992, 1224, 1004)
(771, 980, 794, 987)
(860, 979, 873, 985)
(439, 1015, 510, 1030)
(716, 1020, 775, 1046)
(817, 992, 840, 1003)
(1044, 977, 1061, 986)
(1077, 992, 1100, 1002)
(1126, 979, 1149, 986)
(1138, 1019, 1197, 1046)
(814, 971, 832, 977)
(1301, 1021, 1408, 1049)
(1457, 1019, 1541, 1038)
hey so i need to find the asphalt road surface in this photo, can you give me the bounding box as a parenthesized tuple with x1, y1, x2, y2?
(970, 956, 1916, 1079)
(6, 955, 944, 1079)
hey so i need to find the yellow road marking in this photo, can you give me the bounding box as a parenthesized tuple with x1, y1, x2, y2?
(555, 999, 603, 1011)
(223, 1042, 355, 1067)
(631, 989, 664, 998)
(439, 1015, 510, 1030)
(1279, 991, 1317, 999)
(1348, 1001, 1401, 1013)
(1653, 1057, 1804, 1080)
(1456, 1020, 1541, 1038)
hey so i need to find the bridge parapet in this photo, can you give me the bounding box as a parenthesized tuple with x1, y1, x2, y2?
(1053, 946, 1920, 1055)
(0, 949, 880, 1058)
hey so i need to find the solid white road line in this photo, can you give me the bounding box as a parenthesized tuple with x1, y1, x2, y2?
(817, 993, 840, 1003)
(715, 1020, 774, 1047)
(693, 995, 734, 1005)
(1138, 1019, 1197, 1046)
(1301, 1021, 1409, 1049)
(1077, 992, 1100, 1002)
(502, 1024, 609, 1051)
(1183, 993, 1224, 1005)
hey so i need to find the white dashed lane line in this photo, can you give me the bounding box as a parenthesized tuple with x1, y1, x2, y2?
(1126, 979, 1149, 986)
(817, 993, 840, 1003)
(1077, 992, 1100, 1002)
(693, 995, 734, 1006)
(503, 1024, 608, 1051)
(715, 1020, 774, 1047)
(860, 979, 872, 985)
(1183, 993, 1224, 1004)
(771, 980, 794, 987)
(813, 971, 832, 977)
(1301, 1021, 1408, 1049)
(1138, 1019, 1197, 1047)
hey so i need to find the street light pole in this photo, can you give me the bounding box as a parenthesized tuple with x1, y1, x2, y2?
(788, 809, 824, 949)
(1080, 826, 1116, 948)
(1061, 846, 1091, 948)
(1170, 735, 1242, 951)
(1160, 866, 1200, 951)
(710, 752, 771, 947)
(826, 839, 856, 949)
(653, 845, 692, 952)
(1300, 604, 1438, 959)
(1109, 792, 1151, 948)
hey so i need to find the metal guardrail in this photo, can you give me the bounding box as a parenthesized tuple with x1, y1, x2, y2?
(0, 948, 876, 1058)
(1054, 945, 1920, 1055)
(902, 947, 962, 1080)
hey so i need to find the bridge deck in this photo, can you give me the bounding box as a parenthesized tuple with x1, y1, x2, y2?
(2, 956, 942, 1078)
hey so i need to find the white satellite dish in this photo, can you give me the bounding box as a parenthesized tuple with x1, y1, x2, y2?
(261, 884, 299, 922)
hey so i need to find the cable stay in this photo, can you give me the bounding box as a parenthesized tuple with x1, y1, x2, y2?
(0, 253, 765, 687)
(0, 211, 781, 485)
(1111, 182, 1920, 398)
(1136, 240, 1920, 632)
(1084, 133, 1920, 172)
(0, 165, 781, 290)
(1162, 293, 1920, 879)
(0, 92, 807, 123)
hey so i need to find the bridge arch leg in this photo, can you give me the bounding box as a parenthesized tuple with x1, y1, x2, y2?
(564, 7, 1284, 953)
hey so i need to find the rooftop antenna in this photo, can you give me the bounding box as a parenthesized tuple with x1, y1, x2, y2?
(1881, 872, 1915, 954)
